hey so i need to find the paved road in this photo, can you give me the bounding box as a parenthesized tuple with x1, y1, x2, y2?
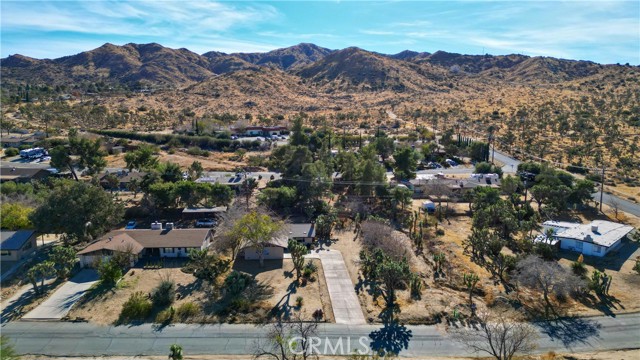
(309, 249, 366, 325)
(3, 313, 640, 357)
(22, 270, 98, 320)
(594, 191, 640, 217)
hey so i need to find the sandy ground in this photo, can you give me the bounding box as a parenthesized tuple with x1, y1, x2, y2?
(68, 258, 333, 325)
(68, 266, 203, 324)
(325, 197, 640, 325)
(105, 147, 263, 172)
(232, 258, 334, 322)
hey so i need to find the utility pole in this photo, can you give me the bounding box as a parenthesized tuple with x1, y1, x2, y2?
(599, 166, 605, 212)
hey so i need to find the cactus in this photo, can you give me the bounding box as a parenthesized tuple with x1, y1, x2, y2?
(410, 276, 423, 299)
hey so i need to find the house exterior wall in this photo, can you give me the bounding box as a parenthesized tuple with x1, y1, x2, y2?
(558, 237, 617, 257)
(243, 246, 284, 260)
(245, 129, 262, 136)
(0, 233, 37, 261)
(159, 247, 194, 258)
(292, 236, 314, 245)
(79, 252, 139, 268)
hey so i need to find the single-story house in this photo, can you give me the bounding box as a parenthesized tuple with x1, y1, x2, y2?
(288, 223, 316, 244)
(99, 170, 146, 190)
(182, 206, 228, 219)
(536, 220, 634, 257)
(410, 177, 499, 198)
(240, 126, 287, 137)
(196, 174, 257, 191)
(1, 230, 38, 261)
(238, 223, 316, 261)
(239, 236, 288, 261)
(0, 167, 52, 183)
(78, 228, 213, 268)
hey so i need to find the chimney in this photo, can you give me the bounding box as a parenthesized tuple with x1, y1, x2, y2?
(591, 224, 598, 233)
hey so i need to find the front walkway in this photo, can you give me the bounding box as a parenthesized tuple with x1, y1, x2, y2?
(22, 270, 98, 321)
(287, 249, 366, 324)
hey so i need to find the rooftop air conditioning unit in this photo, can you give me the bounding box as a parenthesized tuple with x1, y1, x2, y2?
(166, 222, 174, 230)
(151, 222, 162, 230)
(591, 225, 598, 233)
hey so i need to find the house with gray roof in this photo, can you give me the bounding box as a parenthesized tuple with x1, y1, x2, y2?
(1, 230, 37, 262)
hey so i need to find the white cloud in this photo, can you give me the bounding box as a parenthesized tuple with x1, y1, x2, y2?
(1, 1, 280, 36)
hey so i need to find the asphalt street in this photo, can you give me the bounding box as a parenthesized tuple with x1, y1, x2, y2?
(3, 313, 639, 357)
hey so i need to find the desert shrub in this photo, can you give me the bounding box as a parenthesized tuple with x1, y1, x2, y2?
(97, 258, 122, 287)
(229, 297, 252, 313)
(152, 278, 176, 307)
(572, 254, 587, 277)
(410, 276, 423, 299)
(223, 271, 254, 297)
(155, 307, 175, 324)
(634, 259, 640, 275)
(176, 302, 201, 320)
(186, 146, 209, 157)
(3, 148, 19, 157)
(296, 296, 304, 307)
(361, 219, 414, 262)
(120, 292, 152, 321)
(436, 229, 445, 236)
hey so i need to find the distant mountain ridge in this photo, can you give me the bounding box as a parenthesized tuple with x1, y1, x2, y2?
(0, 42, 625, 91)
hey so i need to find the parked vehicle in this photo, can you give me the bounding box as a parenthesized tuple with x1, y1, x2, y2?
(125, 221, 137, 229)
(445, 159, 458, 166)
(195, 218, 216, 227)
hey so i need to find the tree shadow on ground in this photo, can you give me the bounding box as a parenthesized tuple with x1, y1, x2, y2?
(368, 307, 413, 357)
(535, 315, 601, 348)
(1, 279, 60, 324)
(176, 278, 202, 300)
(270, 280, 298, 321)
(578, 292, 624, 318)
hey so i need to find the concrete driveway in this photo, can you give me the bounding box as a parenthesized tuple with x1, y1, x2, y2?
(306, 250, 366, 325)
(22, 269, 98, 321)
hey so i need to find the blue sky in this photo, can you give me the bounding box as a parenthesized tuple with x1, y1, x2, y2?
(1, 1, 639, 64)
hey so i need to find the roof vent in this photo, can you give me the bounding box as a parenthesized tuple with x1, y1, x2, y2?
(107, 237, 112, 242)
(166, 222, 174, 230)
(584, 234, 593, 242)
(591, 225, 598, 233)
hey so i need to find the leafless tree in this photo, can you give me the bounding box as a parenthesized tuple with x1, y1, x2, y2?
(450, 311, 538, 360)
(253, 314, 319, 360)
(361, 220, 414, 262)
(514, 255, 586, 318)
(608, 197, 622, 222)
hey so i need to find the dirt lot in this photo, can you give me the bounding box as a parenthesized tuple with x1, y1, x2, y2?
(326, 198, 640, 325)
(104, 147, 262, 172)
(232, 258, 334, 322)
(68, 258, 333, 325)
(68, 265, 201, 325)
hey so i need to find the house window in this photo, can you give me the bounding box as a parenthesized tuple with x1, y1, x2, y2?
(594, 245, 601, 253)
(1, 250, 11, 256)
(164, 248, 174, 253)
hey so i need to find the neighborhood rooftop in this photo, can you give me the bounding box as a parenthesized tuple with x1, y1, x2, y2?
(1, 230, 36, 251)
(543, 220, 635, 248)
(78, 229, 212, 255)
